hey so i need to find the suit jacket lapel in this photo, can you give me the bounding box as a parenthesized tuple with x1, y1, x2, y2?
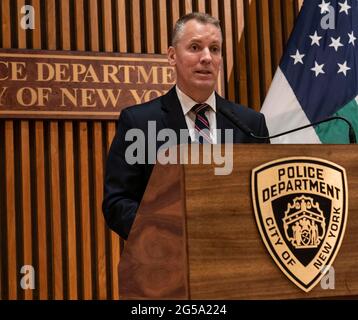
(160, 87, 189, 139)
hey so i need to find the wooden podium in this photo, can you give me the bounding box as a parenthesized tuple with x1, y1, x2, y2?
(118, 145, 358, 299)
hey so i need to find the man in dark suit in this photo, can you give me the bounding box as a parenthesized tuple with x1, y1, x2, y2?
(103, 12, 269, 240)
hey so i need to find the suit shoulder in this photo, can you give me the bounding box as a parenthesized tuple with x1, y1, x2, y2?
(224, 100, 264, 119)
(122, 95, 162, 116)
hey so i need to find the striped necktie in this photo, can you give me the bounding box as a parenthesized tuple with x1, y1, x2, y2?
(192, 103, 212, 144)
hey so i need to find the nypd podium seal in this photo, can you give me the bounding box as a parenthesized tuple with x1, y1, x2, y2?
(251, 157, 348, 292)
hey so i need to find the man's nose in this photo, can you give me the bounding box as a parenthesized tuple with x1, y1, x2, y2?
(200, 48, 212, 64)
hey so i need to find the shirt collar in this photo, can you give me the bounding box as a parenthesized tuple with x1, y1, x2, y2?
(175, 86, 216, 116)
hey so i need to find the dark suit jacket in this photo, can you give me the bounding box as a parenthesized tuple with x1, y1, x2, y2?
(102, 87, 269, 239)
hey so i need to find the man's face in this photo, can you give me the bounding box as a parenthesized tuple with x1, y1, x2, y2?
(168, 20, 222, 101)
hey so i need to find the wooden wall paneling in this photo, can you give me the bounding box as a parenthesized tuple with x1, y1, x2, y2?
(184, 0, 193, 14)
(115, 0, 127, 52)
(59, 0, 78, 300)
(30, 0, 48, 300)
(282, 0, 295, 45)
(74, 0, 85, 51)
(257, 0, 273, 98)
(222, 0, 235, 101)
(89, 0, 100, 51)
(75, 1, 93, 300)
(171, 0, 181, 23)
(5, 121, 17, 299)
(270, 0, 284, 70)
(245, 0, 261, 111)
(93, 121, 107, 299)
(2, 0, 17, 300)
(17, 0, 32, 300)
(49, 122, 64, 299)
(30, 0, 42, 48)
(1, 0, 11, 48)
(45, 4, 61, 294)
(196, 0, 206, 13)
(130, 0, 141, 53)
(20, 120, 32, 300)
(234, 0, 248, 105)
(88, 2, 106, 299)
(78, 122, 93, 299)
(16, 0, 26, 48)
(209, 0, 219, 19)
(35, 121, 48, 299)
(59, 0, 71, 50)
(158, 0, 168, 53)
(45, 0, 57, 50)
(144, 0, 155, 53)
(64, 122, 78, 299)
(102, 0, 113, 52)
(106, 122, 120, 299)
(46, 4, 62, 297)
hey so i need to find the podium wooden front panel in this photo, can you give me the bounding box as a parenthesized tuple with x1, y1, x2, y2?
(119, 145, 358, 299)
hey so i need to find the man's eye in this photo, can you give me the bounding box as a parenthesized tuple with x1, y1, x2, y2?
(211, 46, 220, 53)
(191, 44, 199, 51)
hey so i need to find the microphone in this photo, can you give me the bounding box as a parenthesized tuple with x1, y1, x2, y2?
(218, 106, 357, 144)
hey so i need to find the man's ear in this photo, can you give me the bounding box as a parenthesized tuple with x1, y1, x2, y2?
(167, 46, 176, 66)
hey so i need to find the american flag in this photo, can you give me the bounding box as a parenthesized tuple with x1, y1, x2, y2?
(261, 0, 358, 143)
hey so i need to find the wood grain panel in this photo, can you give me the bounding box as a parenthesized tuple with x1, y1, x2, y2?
(102, 0, 113, 52)
(35, 121, 48, 299)
(60, 0, 70, 50)
(64, 122, 78, 299)
(49, 122, 64, 299)
(158, 0, 168, 53)
(144, 0, 155, 53)
(16, 0, 26, 48)
(283, 0, 296, 45)
(45, 0, 56, 50)
(78, 122, 93, 299)
(31, 0, 47, 300)
(5, 121, 17, 299)
(270, 0, 284, 69)
(209, 0, 219, 19)
(245, 0, 261, 110)
(20, 121, 32, 300)
(130, 0, 141, 53)
(115, 0, 127, 52)
(74, 0, 85, 50)
(106, 122, 120, 299)
(2, 0, 16, 300)
(31, 0, 42, 48)
(88, 0, 99, 51)
(17, 0, 32, 300)
(222, 0, 235, 101)
(1, 0, 11, 48)
(184, 145, 358, 299)
(119, 163, 189, 299)
(76, 0, 92, 298)
(93, 121, 107, 299)
(184, 0, 193, 14)
(234, 0, 248, 106)
(258, 0, 273, 98)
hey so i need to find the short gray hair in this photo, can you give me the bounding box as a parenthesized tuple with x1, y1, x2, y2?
(171, 12, 222, 47)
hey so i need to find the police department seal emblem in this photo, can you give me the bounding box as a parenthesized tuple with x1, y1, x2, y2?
(251, 157, 348, 292)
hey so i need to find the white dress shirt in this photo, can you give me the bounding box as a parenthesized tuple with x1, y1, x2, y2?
(175, 86, 218, 144)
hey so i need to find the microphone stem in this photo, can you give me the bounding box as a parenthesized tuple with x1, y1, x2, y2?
(252, 116, 356, 144)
